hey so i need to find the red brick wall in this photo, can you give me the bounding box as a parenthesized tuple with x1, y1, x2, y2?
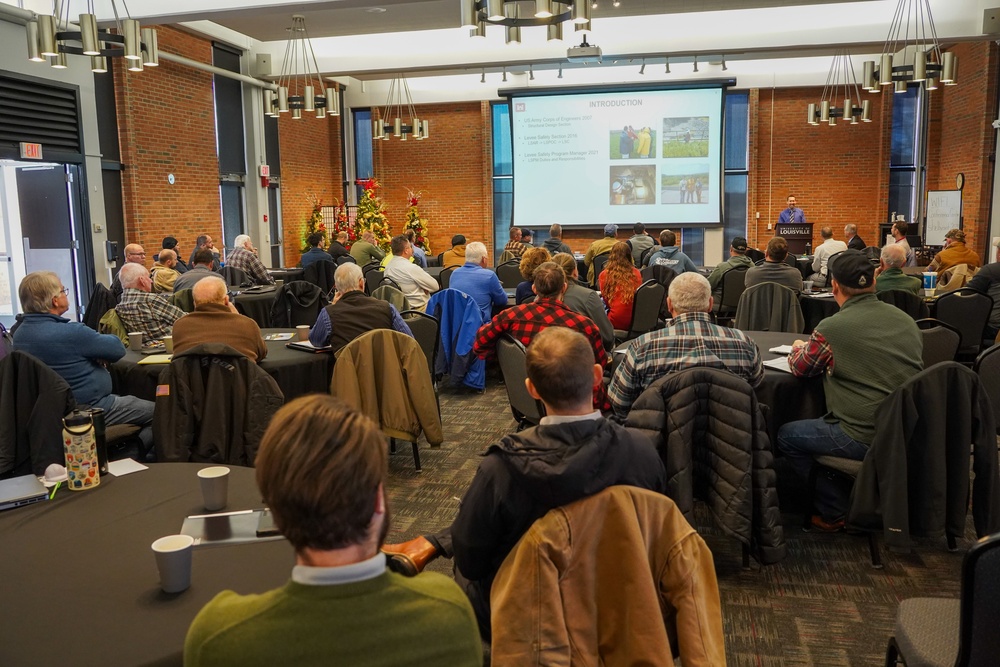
(115, 26, 221, 266)
(925, 41, 999, 257)
(277, 105, 344, 268)
(372, 102, 493, 257)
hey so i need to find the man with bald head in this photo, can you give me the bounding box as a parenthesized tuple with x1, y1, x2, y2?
(151, 248, 180, 293)
(111, 242, 147, 301)
(171, 276, 267, 362)
(115, 262, 185, 342)
(875, 243, 921, 295)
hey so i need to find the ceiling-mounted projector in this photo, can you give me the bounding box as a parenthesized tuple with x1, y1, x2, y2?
(567, 36, 602, 63)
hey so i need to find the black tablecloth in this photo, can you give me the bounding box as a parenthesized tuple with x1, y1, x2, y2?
(744, 330, 826, 442)
(110, 329, 335, 402)
(0, 463, 294, 667)
(267, 267, 304, 283)
(799, 293, 839, 333)
(233, 290, 277, 328)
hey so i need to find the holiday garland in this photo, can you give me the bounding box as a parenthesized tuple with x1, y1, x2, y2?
(300, 196, 328, 253)
(354, 178, 392, 250)
(403, 189, 431, 254)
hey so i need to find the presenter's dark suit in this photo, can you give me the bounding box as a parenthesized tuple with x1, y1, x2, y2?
(848, 236, 867, 251)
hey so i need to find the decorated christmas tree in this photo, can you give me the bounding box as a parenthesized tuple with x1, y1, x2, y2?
(300, 196, 328, 253)
(354, 178, 392, 250)
(403, 189, 431, 254)
(329, 198, 355, 248)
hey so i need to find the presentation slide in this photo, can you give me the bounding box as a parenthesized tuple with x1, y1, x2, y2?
(509, 86, 724, 227)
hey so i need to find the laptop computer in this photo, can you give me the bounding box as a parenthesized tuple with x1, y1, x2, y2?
(0, 474, 49, 512)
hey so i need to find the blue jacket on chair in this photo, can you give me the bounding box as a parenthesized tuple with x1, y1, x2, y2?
(427, 289, 485, 391)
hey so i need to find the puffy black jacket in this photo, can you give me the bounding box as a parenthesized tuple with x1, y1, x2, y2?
(269, 281, 328, 328)
(626, 366, 787, 564)
(153, 343, 283, 465)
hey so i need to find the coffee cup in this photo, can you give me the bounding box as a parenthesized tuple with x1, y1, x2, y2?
(296, 325, 310, 341)
(128, 332, 144, 352)
(162, 335, 173, 354)
(922, 271, 937, 296)
(151, 534, 194, 593)
(197, 466, 230, 511)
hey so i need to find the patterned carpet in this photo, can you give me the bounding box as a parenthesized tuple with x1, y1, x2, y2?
(384, 377, 967, 666)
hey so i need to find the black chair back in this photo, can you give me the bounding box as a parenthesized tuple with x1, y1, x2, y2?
(496, 336, 545, 429)
(973, 343, 1000, 434)
(401, 310, 441, 381)
(958, 532, 1000, 666)
(371, 285, 407, 312)
(621, 280, 665, 340)
(734, 282, 804, 333)
(745, 248, 765, 264)
(592, 252, 611, 288)
(639, 245, 657, 268)
(916, 318, 962, 368)
(219, 265, 250, 288)
(876, 289, 930, 320)
(363, 267, 384, 295)
(718, 266, 750, 316)
(934, 288, 994, 357)
(269, 281, 328, 327)
(496, 260, 522, 289)
(379, 275, 402, 291)
(302, 261, 336, 295)
(83, 283, 116, 330)
(336, 254, 357, 265)
(439, 266, 455, 290)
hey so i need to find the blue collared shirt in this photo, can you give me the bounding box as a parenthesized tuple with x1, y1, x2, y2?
(449, 262, 507, 323)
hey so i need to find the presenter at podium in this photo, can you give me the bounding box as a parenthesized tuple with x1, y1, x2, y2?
(778, 195, 807, 224)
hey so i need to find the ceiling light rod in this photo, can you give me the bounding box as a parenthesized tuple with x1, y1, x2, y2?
(863, 0, 956, 93)
(26, 0, 158, 72)
(267, 15, 339, 120)
(463, 0, 588, 27)
(807, 50, 872, 127)
(373, 73, 428, 142)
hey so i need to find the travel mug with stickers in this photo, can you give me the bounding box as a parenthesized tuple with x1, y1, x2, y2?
(63, 411, 101, 491)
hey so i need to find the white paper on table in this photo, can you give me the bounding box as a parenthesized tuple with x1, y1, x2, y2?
(768, 345, 794, 355)
(763, 356, 794, 373)
(107, 458, 149, 477)
(807, 292, 837, 299)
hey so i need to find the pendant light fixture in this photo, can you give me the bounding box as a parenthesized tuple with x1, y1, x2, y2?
(807, 50, 873, 126)
(862, 0, 956, 94)
(266, 15, 339, 120)
(463, 0, 590, 42)
(372, 74, 428, 142)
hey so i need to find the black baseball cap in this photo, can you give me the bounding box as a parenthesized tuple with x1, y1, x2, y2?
(829, 249, 874, 289)
(451, 234, 466, 246)
(162, 236, 178, 249)
(731, 237, 748, 252)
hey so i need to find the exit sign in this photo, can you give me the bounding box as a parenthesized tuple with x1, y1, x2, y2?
(20, 142, 43, 160)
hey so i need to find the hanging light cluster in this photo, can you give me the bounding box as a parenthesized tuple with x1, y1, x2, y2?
(373, 74, 429, 142)
(460, 0, 592, 43)
(807, 51, 872, 126)
(861, 0, 957, 94)
(264, 15, 340, 120)
(25, 0, 158, 73)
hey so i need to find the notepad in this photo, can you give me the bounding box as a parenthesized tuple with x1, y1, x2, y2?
(763, 356, 793, 373)
(286, 340, 333, 353)
(768, 345, 794, 355)
(263, 333, 294, 341)
(137, 354, 173, 365)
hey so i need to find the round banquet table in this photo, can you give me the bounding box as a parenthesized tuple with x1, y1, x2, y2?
(110, 329, 335, 403)
(232, 290, 277, 328)
(267, 267, 304, 283)
(799, 292, 840, 333)
(0, 463, 294, 667)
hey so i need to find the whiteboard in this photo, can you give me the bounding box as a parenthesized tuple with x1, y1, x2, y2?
(925, 190, 962, 246)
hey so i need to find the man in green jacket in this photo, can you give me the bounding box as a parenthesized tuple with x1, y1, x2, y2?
(350, 230, 386, 266)
(875, 243, 921, 295)
(707, 236, 754, 300)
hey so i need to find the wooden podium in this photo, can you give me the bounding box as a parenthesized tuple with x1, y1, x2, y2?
(776, 223, 813, 255)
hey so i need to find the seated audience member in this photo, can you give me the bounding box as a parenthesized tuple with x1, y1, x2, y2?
(646, 230, 698, 274)
(890, 221, 916, 267)
(172, 249, 217, 293)
(327, 232, 351, 261)
(844, 224, 866, 251)
(520, 230, 534, 246)
(744, 236, 804, 293)
(583, 224, 618, 284)
(189, 235, 221, 271)
(448, 242, 507, 323)
(404, 229, 428, 269)
(515, 247, 552, 304)
(350, 231, 386, 266)
(381, 327, 666, 638)
(161, 236, 189, 273)
(551, 252, 614, 349)
(300, 232, 336, 270)
(111, 243, 147, 301)
(875, 243, 921, 295)
(150, 248, 180, 293)
(628, 222, 654, 267)
(309, 263, 412, 353)
(968, 239, 1000, 339)
(542, 223, 573, 256)
(115, 263, 185, 342)
(171, 277, 267, 362)
(599, 241, 642, 330)
(777, 250, 922, 531)
(384, 235, 439, 312)
(503, 226, 528, 259)
(707, 236, 753, 299)
(227, 235, 275, 286)
(807, 226, 848, 287)
(929, 228, 981, 277)
(14, 271, 154, 451)
(441, 235, 467, 268)
(184, 394, 482, 666)
(608, 272, 763, 420)
(473, 262, 609, 409)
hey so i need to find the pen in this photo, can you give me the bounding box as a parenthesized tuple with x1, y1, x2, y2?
(187, 509, 256, 520)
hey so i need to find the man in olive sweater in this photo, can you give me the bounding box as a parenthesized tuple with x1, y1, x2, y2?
(875, 243, 921, 295)
(184, 395, 482, 666)
(778, 250, 922, 530)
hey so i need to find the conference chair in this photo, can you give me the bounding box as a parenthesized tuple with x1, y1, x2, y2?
(973, 343, 1000, 435)
(884, 532, 1000, 667)
(168, 288, 194, 313)
(497, 249, 517, 264)
(378, 275, 402, 292)
(438, 266, 455, 290)
(490, 486, 724, 667)
(153, 343, 284, 466)
(97, 309, 129, 346)
(715, 265, 750, 325)
(401, 310, 441, 412)
(363, 266, 384, 295)
(496, 335, 545, 430)
(330, 330, 443, 472)
(425, 289, 486, 391)
(745, 247, 765, 264)
(371, 285, 407, 312)
(639, 245, 657, 268)
(864, 246, 881, 264)
(934, 287, 993, 360)
(435, 252, 444, 266)
(876, 289, 930, 320)
(734, 281, 804, 333)
(219, 265, 250, 288)
(302, 260, 336, 296)
(269, 281, 328, 328)
(614, 280, 665, 343)
(591, 252, 611, 289)
(936, 264, 979, 294)
(335, 254, 357, 265)
(496, 259, 522, 289)
(806, 362, 999, 568)
(916, 318, 962, 368)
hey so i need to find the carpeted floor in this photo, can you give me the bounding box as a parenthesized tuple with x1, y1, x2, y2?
(384, 379, 967, 666)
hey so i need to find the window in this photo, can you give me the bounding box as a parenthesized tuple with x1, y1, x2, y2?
(888, 86, 923, 227)
(491, 103, 513, 254)
(354, 109, 373, 200)
(717, 91, 750, 261)
(212, 44, 247, 248)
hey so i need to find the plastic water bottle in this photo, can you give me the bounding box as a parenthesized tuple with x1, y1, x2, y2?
(63, 411, 101, 491)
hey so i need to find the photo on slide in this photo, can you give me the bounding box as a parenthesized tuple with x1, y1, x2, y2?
(610, 166, 656, 206)
(609, 125, 657, 160)
(660, 163, 709, 205)
(661, 117, 710, 158)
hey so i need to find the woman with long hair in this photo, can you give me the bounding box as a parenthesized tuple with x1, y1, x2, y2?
(515, 247, 552, 304)
(599, 241, 642, 329)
